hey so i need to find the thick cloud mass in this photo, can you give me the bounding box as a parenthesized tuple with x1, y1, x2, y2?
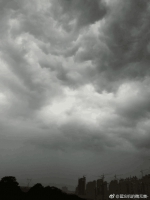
(0, 0, 150, 188)
(56, 0, 106, 29)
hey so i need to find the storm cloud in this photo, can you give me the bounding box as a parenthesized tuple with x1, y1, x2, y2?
(0, 0, 150, 188)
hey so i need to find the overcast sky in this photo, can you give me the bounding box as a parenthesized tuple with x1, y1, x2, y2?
(0, 0, 150, 189)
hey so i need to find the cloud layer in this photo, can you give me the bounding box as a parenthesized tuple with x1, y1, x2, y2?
(0, 0, 150, 187)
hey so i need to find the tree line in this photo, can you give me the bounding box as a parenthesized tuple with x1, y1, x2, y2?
(0, 176, 84, 200)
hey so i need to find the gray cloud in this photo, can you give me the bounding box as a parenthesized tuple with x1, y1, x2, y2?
(56, 0, 107, 30)
(70, 0, 150, 91)
(28, 119, 123, 153)
(0, 0, 150, 188)
(96, 0, 150, 85)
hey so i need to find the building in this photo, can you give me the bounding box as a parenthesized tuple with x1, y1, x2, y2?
(141, 174, 150, 197)
(97, 179, 108, 200)
(78, 176, 86, 196)
(109, 179, 119, 195)
(86, 180, 96, 200)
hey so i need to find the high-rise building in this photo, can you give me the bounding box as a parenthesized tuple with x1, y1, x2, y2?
(86, 180, 96, 200)
(141, 174, 150, 196)
(109, 180, 119, 194)
(97, 179, 108, 200)
(78, 176, 86, 195)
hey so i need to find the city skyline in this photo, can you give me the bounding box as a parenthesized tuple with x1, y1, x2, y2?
(76, 174, 150, 199)
(0, 0, 150, 189)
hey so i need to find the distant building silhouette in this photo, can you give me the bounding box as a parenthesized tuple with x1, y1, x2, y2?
(141, 174, 150, 196)
(77, 176, 86, 196)
(97, 179, 108, 200)
(86, 180, 96, 200)
(76, 174, 150, 200)
(109, 180, 119, 194)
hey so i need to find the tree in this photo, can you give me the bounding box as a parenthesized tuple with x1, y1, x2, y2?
(0, 176, 21, 197)
(0, 176, 19, 186)
(27, 183, 44, 200)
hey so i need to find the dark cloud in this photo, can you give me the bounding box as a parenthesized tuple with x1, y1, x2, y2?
(28, 121, 118, 153)
(54, 0, 107, 30)
(71, 0, 150, 91)
(95, 0, 150, 86)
